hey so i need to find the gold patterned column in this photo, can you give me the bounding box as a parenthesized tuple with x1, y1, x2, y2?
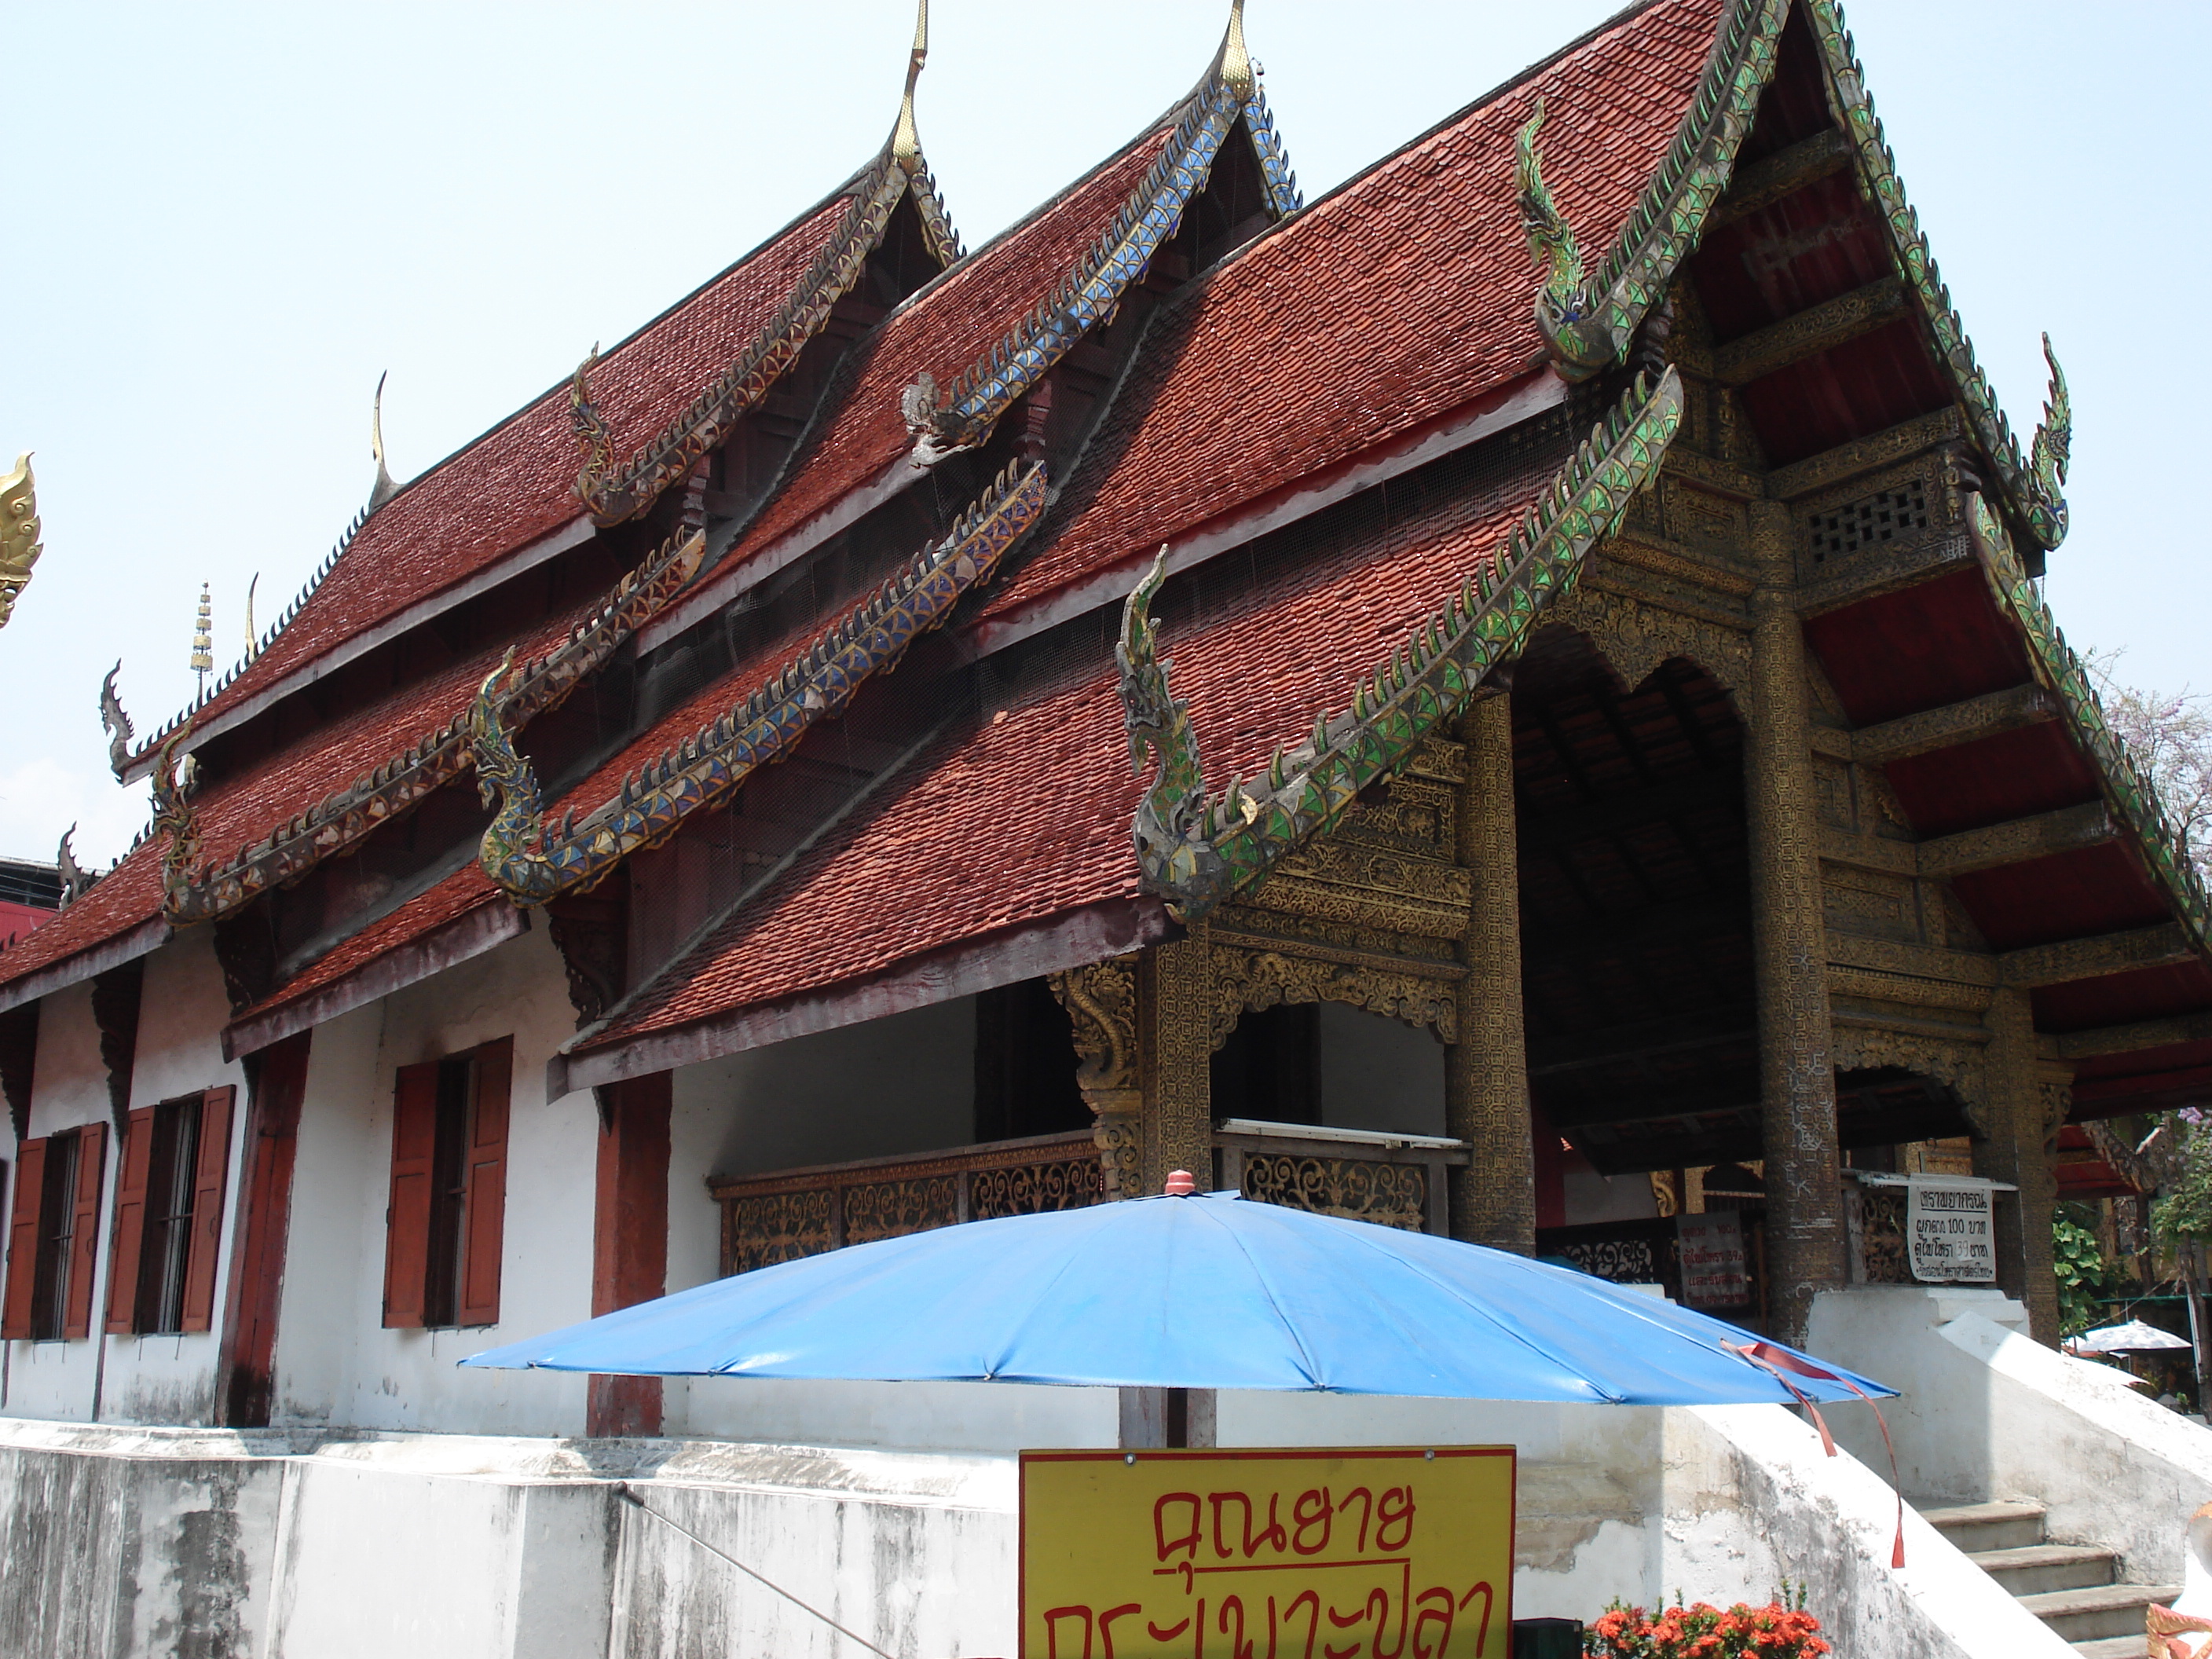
(1141, 932, 1215, 1194)
(1745, 500, 1845, 1342)
(1445, 694, 1535, 1252)
(1976, 986, 2060, 1343)
(1049, 959, 1144, 1198)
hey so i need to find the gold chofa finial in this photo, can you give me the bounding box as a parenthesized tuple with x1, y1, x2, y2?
(892, 0, 928, 173)
(370, 371, 399, 511)
(0, 453, 42, 630)
(1221, 0, 1253, 101)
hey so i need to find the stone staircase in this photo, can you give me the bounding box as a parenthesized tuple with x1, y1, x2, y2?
(1920, 1499, 2178, 1657)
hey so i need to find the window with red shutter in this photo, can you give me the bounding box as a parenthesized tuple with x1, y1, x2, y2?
(179, 1087, 233, 1333)
(63, 1122, 105, 1339)
(2, 1138, 46, 1339)
(457, 1039, 511, 1328)
(106, 1107, 156, 1335)
(383, 1061, 441, 1329)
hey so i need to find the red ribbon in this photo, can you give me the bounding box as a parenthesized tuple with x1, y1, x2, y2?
(1724, 1339, 1906, 1569)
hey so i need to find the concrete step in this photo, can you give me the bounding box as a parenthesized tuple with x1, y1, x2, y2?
(1965, 1542, 2119, 1596)
(1918, 1498, 2048, 1555)
(2016, 1582, 2180, 1644)
(2070, 1637, 2150, 1659)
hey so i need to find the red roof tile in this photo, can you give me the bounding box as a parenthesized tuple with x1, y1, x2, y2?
(577, 445, 1556, 1050)
(151, 188, 864, 748)
(0, 596, 591, 995)
(0, 837, 167, 990)
(986, 0, 1723, 624)
(715, 119, 1176, 567)
(231, 863, 506, 1024)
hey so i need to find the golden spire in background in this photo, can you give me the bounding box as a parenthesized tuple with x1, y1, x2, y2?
(0, 453, 43, 630)
(191, 580, 214, 693)
(892, 0, 928, 172)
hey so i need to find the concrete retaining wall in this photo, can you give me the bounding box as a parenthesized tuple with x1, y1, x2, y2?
(1810, 1283, 2212, 1584)
(0, 1398, 2082, 1659)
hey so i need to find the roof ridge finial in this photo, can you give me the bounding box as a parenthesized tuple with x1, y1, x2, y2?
(190, 580, 214, 695)
(370, 370, 399, 511)
(1220, 0, 1253, 102)
(892, 0, 928, 173)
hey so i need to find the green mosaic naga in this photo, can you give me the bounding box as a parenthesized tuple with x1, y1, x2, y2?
(1121, 367, 1684, 921)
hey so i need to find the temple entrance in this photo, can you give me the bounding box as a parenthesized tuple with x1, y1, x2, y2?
(1510, 628, 1759, 1185)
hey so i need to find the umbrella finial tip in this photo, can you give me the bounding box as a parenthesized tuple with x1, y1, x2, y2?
(1164, 1170, 1197, 1196)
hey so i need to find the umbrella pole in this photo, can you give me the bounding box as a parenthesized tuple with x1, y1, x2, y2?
(2187, 1245, 2210, 1410)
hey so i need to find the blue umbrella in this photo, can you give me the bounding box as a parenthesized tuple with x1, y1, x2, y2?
(465, 1189, 1892, 1406)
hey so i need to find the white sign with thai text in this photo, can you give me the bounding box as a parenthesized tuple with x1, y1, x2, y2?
(1907, 1179, 1996, 1283)
(1678, 1211, 1753, 1309)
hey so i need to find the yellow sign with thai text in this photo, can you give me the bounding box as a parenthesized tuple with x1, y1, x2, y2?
(1019, 1446, 1515, 1659)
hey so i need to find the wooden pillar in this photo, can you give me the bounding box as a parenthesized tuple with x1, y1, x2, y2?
(1446, 694, 1535, 1252)
(588, 1071, 671, 1438)
(1141, 934, 1214, 1196)
(216, 1031, 311, 1428)
(1977, 987, 2059, 1344)
(1745, 500, 1845, 1342)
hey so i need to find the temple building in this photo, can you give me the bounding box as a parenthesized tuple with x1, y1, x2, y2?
(0, 2, 2203, 1651)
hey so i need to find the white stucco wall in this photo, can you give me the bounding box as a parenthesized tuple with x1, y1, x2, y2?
(2, 976, 109, 1421)
(1809, 1284, 2212, 1584)
(269, 925, 593, 1437)
(2, 929, 252, 1430)
(673, 994, 978, 1186)
(101, 928, 252, 1427)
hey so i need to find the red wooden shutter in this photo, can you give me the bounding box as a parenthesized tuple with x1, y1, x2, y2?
(64, 1122, 106, 1339)
(2, 1139, 46, 1339)
(457, 1038, 511, 1328)
(180, 1087, 234, 1333)
(105, 1108, 156, 1335)
(382, 1062, 441, 1328)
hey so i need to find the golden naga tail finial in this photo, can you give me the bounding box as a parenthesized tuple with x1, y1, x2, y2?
(1220, 0, 1254, 101)
(370, 371, 399, 511)
(0, 452, 43, 629)
(892, 0, 928, 171)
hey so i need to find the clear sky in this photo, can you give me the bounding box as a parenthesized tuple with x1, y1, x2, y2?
(3, 2, 2203, 868)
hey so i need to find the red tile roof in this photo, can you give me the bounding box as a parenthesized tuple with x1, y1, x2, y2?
(200, 0, 1724, 1038)
(230, 863, 506, 1026)
(715, 119, 1177, 568)
(576, 446, 1556, 1051)
(985, 0, 1724, 628)
(145, 187, 865, 750)
(0, 837, 167, 990)
(0, 596, 592, 995)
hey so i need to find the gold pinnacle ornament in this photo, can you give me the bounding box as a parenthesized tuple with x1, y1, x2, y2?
(0, 453, 45, 629)
(191, 580, 214, 691)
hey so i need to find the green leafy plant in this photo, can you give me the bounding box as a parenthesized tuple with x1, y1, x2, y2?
(2053, 1203, 2111, 1338)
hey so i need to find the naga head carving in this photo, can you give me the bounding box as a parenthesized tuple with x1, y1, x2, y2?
(470, 648, 534, 812)
(2027, 331, 2071, 548)
(0, 453, 42, 629)
(1515, 99, 1586, 328)
(1117, 546, 1234, 911)
(151, 722, 202, 899)
(100, 660, 135, 780)
(569, 346, 618, 518)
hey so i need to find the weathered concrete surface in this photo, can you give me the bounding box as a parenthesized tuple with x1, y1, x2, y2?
(1666, 1404, 2075, 1657)
(0, 1404, 2089, 1658)
(0, 1421, 288, 1659)
(1811, 1283, 2212, 1583)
